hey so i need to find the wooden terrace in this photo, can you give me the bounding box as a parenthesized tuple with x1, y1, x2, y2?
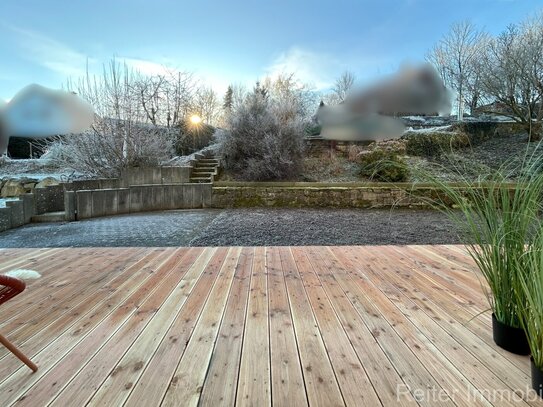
(0, 246, 540, 406)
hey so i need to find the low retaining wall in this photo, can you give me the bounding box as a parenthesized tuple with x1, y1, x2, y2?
(212, 182, 449, 209)
(0, 194, 36, 232)
(120, 166, 191, 187)
(63, 166, 192, 192)
(71, 183, 212, 220)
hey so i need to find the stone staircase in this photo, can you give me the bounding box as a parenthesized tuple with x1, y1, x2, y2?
(189, 155, 220, 183)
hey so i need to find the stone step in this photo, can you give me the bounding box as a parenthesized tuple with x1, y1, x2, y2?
(192, 168, 217, 175)
(198, 159, 219, 165)
(194, 166, 218, 172)
(31, 211, 66, 223)
(190, 177, 212, 184)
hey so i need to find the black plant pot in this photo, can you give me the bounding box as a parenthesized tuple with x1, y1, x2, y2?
(531, 357, 543, 398)
(492, 313, 530, 355)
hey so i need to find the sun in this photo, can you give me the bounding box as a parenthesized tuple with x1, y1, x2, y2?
(190, 114, 202, 125)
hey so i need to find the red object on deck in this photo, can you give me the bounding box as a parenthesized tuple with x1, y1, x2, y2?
(0, 274, 38, 372)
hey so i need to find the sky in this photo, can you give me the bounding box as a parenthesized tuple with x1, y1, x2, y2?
(0, 0, 541, 101)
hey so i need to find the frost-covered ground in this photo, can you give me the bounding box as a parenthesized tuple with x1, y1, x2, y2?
(0, 158, 82, 182)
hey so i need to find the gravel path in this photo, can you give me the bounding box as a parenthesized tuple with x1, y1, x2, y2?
(0, 208, 462, 248)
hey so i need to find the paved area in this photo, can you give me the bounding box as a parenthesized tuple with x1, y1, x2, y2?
(0, 210, 218, 248)
(0, 208, 462, 248)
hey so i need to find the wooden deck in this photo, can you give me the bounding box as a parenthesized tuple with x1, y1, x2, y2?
(0, 246, 540, 406)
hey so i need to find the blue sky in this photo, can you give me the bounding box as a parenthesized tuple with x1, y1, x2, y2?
(0, 0, 541, 100)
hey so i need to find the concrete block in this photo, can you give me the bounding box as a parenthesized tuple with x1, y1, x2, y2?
(22, 194, 36, 223)
(152, 186, 165, 210)
(162, 167, 191, 183)
(100, 190, 119, 217)
(74, 180, 100, 191)
(161, 167, 174, 184)
(99, 178, 121, 189)
(166, 185, 184, 209)
(0, 207, 11, 231)
(182, 184, 193, 209)
(129, 186, 144, 212)
(91, 191, 106, 218)
(191, 184, 203, 208)
(202, 184, 212, 208)
(6, 200, 24, 227)
(162, 185, 174, 209)
(64, 191, 76, 221)
(150, 168, 162, 184)
(123, 167, 161, 186)
(76, 191, 93, 220)
(117, 189, 130, 214)
(35, 185, 64, 214)
(142, 186, 155, 211)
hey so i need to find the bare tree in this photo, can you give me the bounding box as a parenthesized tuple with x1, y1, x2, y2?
(162, 70, 196, 127)
(57, 60, 175, 176)
(479, 14, 543, 140)
(427, 21, 487, 120)
(332, 71, 356, 103)
(193, 86, 221, 125)
(262, 73, 319, 120)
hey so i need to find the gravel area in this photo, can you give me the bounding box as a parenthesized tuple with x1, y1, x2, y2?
(0, 208, 462, 248)
(190, 208, 461, 246)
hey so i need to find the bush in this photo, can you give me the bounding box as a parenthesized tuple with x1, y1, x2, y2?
(219, 91, 306, 181)
(450, 122, 498, 144)
(174, 120, 215, 156)
(358, 149, 409, 182)
(405, 130, 470, 157)
(45, 119, 175, 177)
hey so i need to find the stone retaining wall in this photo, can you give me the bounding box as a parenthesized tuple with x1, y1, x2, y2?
(212, 182, 449, 209)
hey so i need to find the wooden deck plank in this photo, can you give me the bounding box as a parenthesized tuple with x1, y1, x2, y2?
(279, 247, 345, 407)
(0, 248, 61, 273)
(0, 248, 147, 354)
(0, 248, 93, 318)
(350, 246, 530, 407)
(0, 245, 539, 407)
(291, 247, 382, 407)
(198, 247, 254, 406)
(267, 246, 308, 407)
(235, 247, 272, 407)
(379, 247, 540, 405)
(160, 247, 241, 407)
(86, 247, 223, 406)
(123, 247, 230, 406)
(0, 248, 149, 372)
(0, 248, 135, 331)
(387, 246, 528, 373)
(0, 248, 187, 406)
(50, 247, 209, 407)
(328, 247, 460, 407)
(0, 249, 170, 383)
(304, 246, 419, 407)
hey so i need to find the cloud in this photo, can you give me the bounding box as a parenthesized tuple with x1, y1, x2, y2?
(121, 57, 174, 76)
(121, 57, 234, 94)
(264, 46, 394, 91)
(265, 47, 341, 90)
(5, 25, 92, 78)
